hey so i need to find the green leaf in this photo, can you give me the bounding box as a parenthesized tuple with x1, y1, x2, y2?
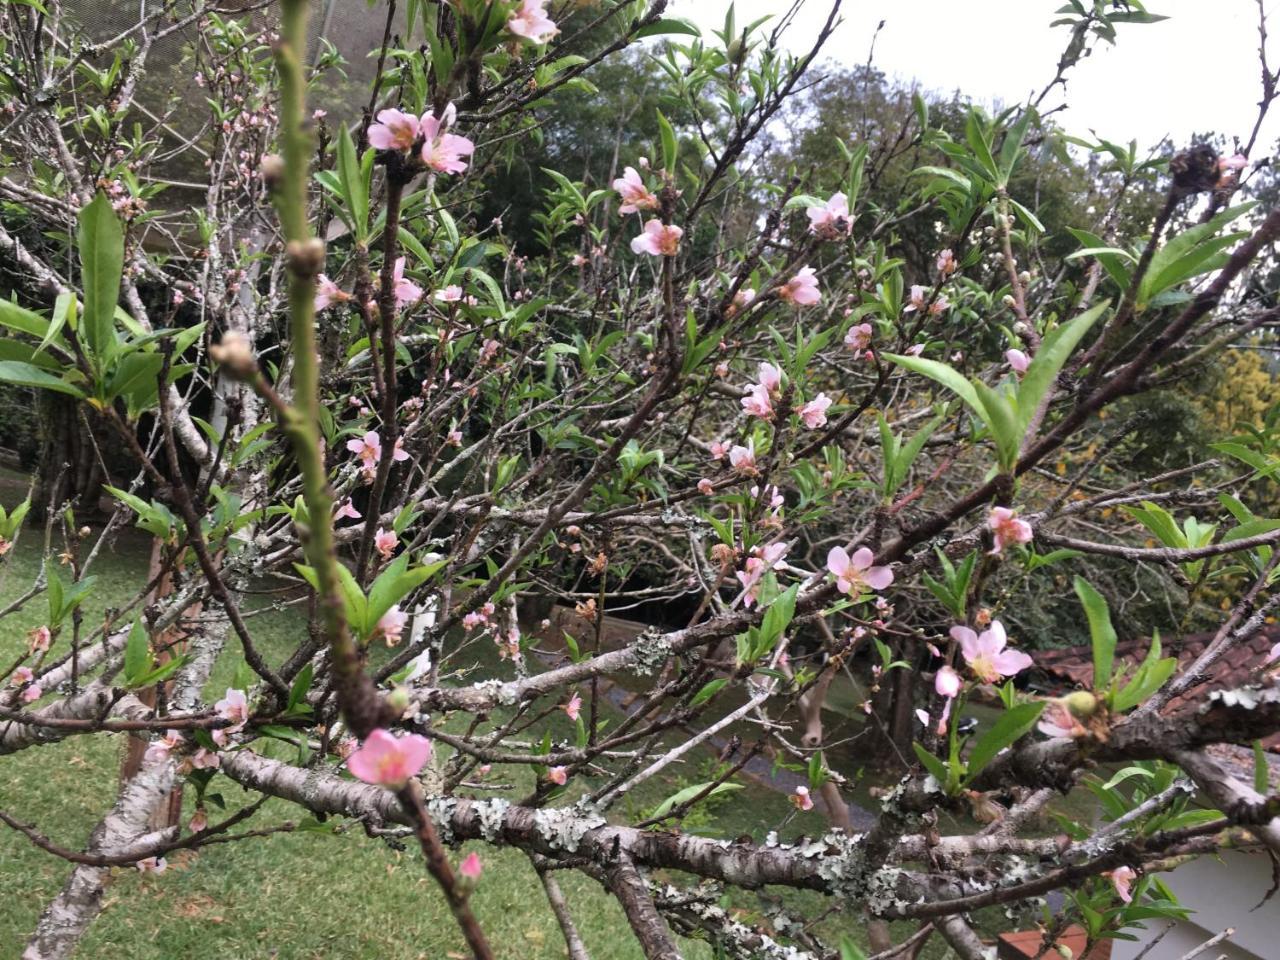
(963, 701, 1045, 784)
(123, 619, 152, 685)
(1074, 577, 1116, 691)
(0, 298, 54, 341)
(0, 361, 86, 398)
(647, 781, 742, 820)
(964, 108, 999, 180)
(129, 654, 192, 689)
(288, 663, 314, 715)
(77, 193, 125, 365)
(1111, 634, 1177, 712)
(690, 679, 727, 707)
(335, 127, 369, 243)
(973, 379, 1021, 471)
(1015, 300, 1108, 439)
(632, 16, 700, 39)
(913, 741, 952, 788)
(997, 107, 1037, 185)
(883, 354, 982, 416)
(839, 937, 869, 960)
(656, 108, 677, 173)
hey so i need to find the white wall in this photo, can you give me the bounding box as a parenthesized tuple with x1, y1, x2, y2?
(1112, 851, 1271, 960)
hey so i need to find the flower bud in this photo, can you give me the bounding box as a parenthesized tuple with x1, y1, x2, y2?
(1063, 690, 1098, 718)
(260, 153, 285, 188)
(385, 686, 411, 715)
(209, 331, 258, 378)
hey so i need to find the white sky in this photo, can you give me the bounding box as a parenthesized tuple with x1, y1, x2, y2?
(676, 0, 1276, 150)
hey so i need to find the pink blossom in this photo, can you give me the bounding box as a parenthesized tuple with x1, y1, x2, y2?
(459, 852, 483, 880)
(790, 785, 815, 811)
(28, 625, 51, 653)
(446, 429, 463, 446)
(728, 441, 757, 475)
(374, 527, 398, 559)
(136, 856, 167, 875)
(463, 602, 495, 630)
(904, 285, 928, 313)
(1006, 348, 1030, 375)
(214, 688, 249, 727)
(189, 808, 208, 833)
(936, 249, 956, 276)
(757, 541, 789, 569)
(144, 729, 184, 764)
(826, 546, 894, 596)
(697, 478, 714, 495)
(741, 383, 773, 420)
(21, 684, 41, 702)
(935, 665, 962, 698)
(735, 556, 768, 608)
(807, 192, 852, 238)
(756, 362, 782, 394)
(376, 605, 408, 646)
(420, 105, 474, 175)
(547, 765, 568, 785)
(495, 629, 522, 661)
(368, 108, 420, 151)
(631, 219, 683, 256)
(189, 748, 220, 770)
(728, 288, 756, 316)
(12, 666, 33, 686)
(1037, 701, 1084, 739)
(612, 166, 658, 214)
(1110, 865, 1137, 903)
(436, 285, 464, 303)
(950, 621, 1032, 684)
(390, 257, 423, 309)
(562, 693, 582, 721)
(845, 323, 873, 353)
(335, 499, 362, 521)
(507, 0, 558, 43)
(988, 507, 1033, 555)
(800, 394, 832, 429)
(779, 266, 820, 305)
(348, 729, 433, 788)
(709, 440, 729, 461)
(480, 339, 501, 363)
(347, 431, 383, 475)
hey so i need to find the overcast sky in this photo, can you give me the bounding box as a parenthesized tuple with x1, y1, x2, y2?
(676, 0, 1274, 151)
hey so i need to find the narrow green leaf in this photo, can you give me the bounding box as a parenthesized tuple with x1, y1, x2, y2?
(1074, 577, 1116, 690)
(76, 193, 125, 364)
(123, 619, 152, 684)
(0, 361, 86, 397)
(963, 702, 1045, 784)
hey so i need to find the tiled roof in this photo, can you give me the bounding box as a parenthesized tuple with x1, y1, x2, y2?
(1030, 625, 1280, 751)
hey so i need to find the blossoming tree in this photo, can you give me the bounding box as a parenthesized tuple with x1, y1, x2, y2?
(1, 1, 1279, 958)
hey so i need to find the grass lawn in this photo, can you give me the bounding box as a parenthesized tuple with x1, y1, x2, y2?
(0, 509, 968, 960)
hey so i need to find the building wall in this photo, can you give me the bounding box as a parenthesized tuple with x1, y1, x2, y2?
(1111, 851, 1270, 960)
